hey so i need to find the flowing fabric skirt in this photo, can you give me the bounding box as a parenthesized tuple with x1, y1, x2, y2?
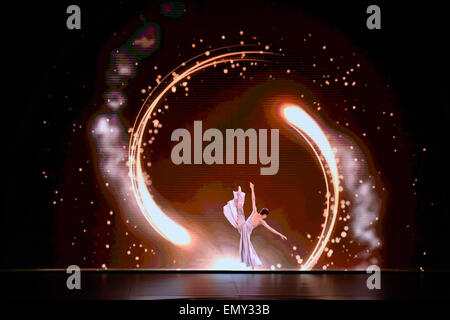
(223, 187, 262, 268)
(238, 221, 262, 267)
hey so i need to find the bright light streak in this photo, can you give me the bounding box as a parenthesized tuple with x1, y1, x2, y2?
(282, 105, 340, 270)
(136, 161, 191, 245)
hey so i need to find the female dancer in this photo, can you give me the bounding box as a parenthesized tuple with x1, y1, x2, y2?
(223, 182, 287, 269)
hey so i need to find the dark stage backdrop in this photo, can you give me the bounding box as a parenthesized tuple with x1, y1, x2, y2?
(1, 0, 449, 270)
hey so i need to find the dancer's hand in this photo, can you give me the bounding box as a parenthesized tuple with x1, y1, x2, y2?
(249, 182, 254, 189)
(280, 234, 287, 240)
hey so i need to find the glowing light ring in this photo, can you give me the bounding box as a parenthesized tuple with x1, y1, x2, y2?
(128, 47, 339, 269)
(282, 107, 340, 270)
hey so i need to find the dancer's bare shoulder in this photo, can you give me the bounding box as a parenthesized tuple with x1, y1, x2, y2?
(251, 211, 261, 225)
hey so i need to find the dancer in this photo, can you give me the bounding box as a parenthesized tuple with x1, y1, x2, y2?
(223, 182, 287, 269)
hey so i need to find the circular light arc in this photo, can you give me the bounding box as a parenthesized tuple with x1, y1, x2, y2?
(129, 48, 340, 269)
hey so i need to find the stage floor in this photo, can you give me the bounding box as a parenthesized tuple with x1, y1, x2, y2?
(2, 271, 449, 300)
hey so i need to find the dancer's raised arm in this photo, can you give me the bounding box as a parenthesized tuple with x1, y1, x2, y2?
(249, 182, 257, 213)
(261, 220, 287, 240)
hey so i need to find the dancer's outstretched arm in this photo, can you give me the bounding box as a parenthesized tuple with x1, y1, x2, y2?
(249, 182, 257, 213)
(261, 220, 287, 240)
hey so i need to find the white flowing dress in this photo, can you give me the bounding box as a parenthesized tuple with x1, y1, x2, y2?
(223, 186, 262, 267)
